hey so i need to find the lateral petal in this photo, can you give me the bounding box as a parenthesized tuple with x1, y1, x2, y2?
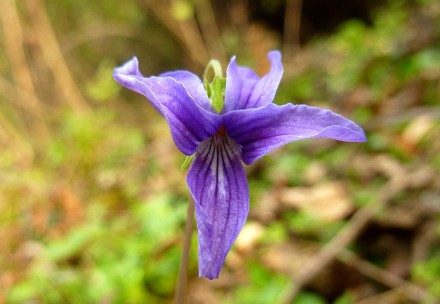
(224, 51, 283, 112)
(114, 57, 222, 155)
(224, 103, 367, 165)
(187, 135, 249, 279)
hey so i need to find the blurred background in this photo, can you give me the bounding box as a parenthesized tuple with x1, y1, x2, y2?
(1, 0, 440, 303)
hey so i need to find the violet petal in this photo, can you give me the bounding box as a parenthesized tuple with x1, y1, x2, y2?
(224, 103, 367, 165)
(160, 70, 213, 112)
(224, 51, 283, 112)
(114, 57, 222, 155)
(187, 135, 249, 279)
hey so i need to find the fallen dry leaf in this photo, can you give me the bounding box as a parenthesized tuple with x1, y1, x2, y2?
(262, 241, 318, 276)
(279, 181, 354, 221)
(402, 114, 436, 145)
(235, 221, 265, 253)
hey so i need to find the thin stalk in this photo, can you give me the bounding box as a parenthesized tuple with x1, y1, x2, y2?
(175, 197, 195, 304)
(284, 0, 302, 58)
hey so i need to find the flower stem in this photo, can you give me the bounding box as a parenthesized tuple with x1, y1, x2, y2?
(175, 196, 195, 304)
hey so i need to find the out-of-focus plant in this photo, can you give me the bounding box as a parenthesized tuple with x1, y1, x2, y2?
(1, 0, 439, 302)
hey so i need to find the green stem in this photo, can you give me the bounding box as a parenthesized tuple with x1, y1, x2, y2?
(175, 196, 195, 304)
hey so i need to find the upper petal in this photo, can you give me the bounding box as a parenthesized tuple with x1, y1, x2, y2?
(114, 57, 222, 155)
(160, 70, 213, 112)
(224, 51, 283, 112)
(223, 103, 367, 165)
(187, 135, 249, 279)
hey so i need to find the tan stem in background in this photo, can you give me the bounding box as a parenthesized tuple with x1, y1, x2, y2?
(284, 0, 302, 59)
(25, 0, 90, 113)
(175, 197, 195, 304)
(143, 0, 210, 69)
(0, 0, 50, 142)
(195, 0, 227, 64)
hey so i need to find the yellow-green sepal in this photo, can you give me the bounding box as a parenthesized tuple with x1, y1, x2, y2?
(180, 155, 194, 170)
(203, 59, 225, 113)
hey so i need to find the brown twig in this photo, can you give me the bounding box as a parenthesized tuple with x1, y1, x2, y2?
(0, 75, 57, 120)
(338, 249, 433, 303)
(25, 0, 89, 112)
(195, 0, 227, 64)
(60, 24, 140, 55)
(281, 175, 409, 303)
(0, 0, 50, 141)
(284, 0, 302, 59)
(142, 0, 210, 69)
(353, 284, 434, 304)
(175, 197, 195, 304)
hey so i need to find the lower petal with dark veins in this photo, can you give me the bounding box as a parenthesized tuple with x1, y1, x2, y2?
(187, 134, 249, 279)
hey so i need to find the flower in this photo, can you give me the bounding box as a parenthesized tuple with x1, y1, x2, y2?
(113, 51, 366, 279)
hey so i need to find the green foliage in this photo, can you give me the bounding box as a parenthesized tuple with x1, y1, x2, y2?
(412, 253, 440, 299)
(227, 262, 289, 304)
(2, 0, 440, 302)
(269, 152, 311, 185)
(278, 71, 322, 102)
(285, 211, 322, 235)
(261, 222, 288, 244)
(3, 103, 188, 303)
(7, 195, 187, 303)
(85, 60, 121, 102)
(293, 291, 326, 304)
(333, 291, 356, 304)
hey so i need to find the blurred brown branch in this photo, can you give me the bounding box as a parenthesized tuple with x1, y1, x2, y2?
(284, 0, 302, 59)
(142, 0, 210, 69)
(25, 0, 90, 113)
(195, 0, 226, 62)
(281, 165, 433, 303)
(0, 0, 50, 142)
(339, 249, 433, 303)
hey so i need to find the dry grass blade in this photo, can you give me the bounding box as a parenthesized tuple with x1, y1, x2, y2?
(25, 0, 90, 112)
(284, 0, 302, 59)
(175, 198, 195, 304)
(195, 0, 226, 64)
(353, 284, 434, 304)
(142, 0, 210, 68)
(0, 0, 50, 141)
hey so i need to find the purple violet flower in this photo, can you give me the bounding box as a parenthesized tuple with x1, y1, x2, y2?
(114, 51, 366, 280)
